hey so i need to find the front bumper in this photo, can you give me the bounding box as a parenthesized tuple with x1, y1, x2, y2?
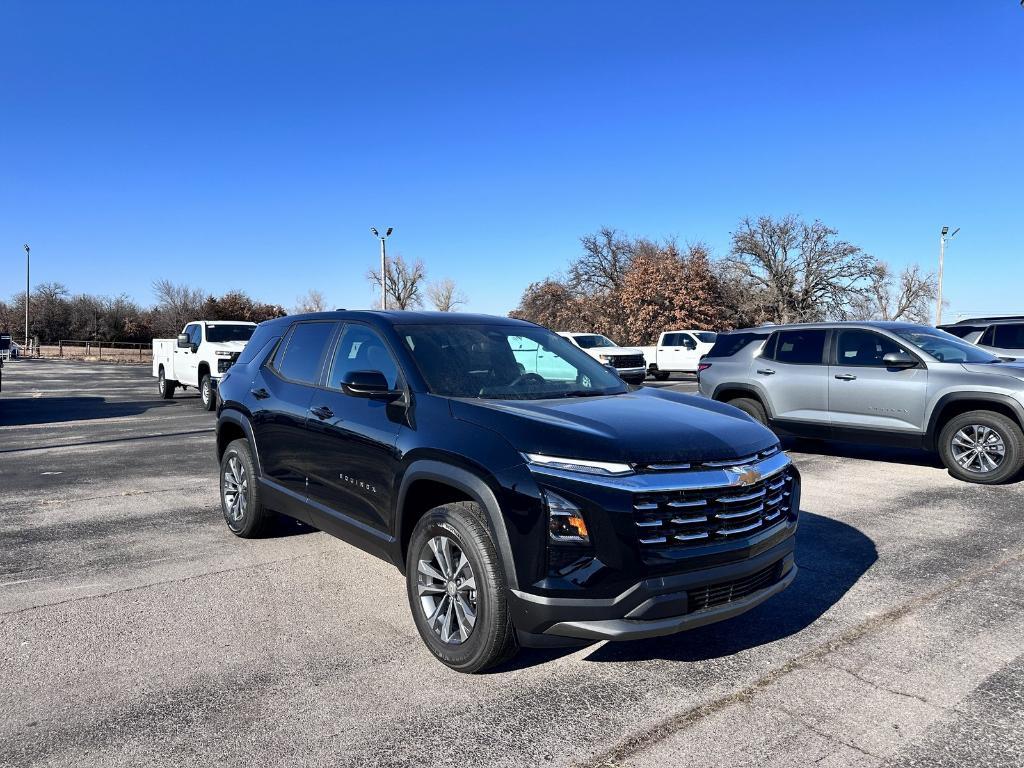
(509, 532, 796, 644)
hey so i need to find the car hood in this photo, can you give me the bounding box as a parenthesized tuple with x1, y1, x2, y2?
(588, 346, 643, 356)
(207, 340, 249, 353)
(961, 362, 1024, 381)
(449, 387, 777, 464)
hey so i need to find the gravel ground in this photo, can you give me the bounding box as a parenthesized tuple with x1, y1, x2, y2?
(1, 359, 1022, 767)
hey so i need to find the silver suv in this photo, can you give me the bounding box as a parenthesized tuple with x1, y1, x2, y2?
(697, 322, 1024, 484)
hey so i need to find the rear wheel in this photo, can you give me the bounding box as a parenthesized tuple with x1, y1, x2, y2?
(200, 373, 216, 411)
(727, 396, 769, 427)
(158, 367, 176, 399)
(653, 370, 671, 381)
(938, 411, 1024, 484)
(220, 439, 275, 536)
(406, 501, 518, 673)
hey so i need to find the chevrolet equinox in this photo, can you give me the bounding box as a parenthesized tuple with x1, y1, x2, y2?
(215, 312, 800, 672)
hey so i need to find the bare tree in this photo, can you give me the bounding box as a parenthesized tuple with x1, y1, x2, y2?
(367, 254, 426, 310)
(851, 262, 938, 323)
(294, 288, 327, 314)
(725, 215, 878, 323)
(426, 279, 467, 312)
(571, 227, 635, 294)
(151, 279, 207, 337)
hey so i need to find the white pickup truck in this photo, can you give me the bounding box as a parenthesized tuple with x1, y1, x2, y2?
(639, 330, 718, 380)
(557, 332, 647, 384)
(153, 320, 257, 410)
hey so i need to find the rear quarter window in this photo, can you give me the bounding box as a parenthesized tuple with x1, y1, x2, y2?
(705, 332, 769, 359)
(234, 323, 282, 367)
(993, 324, 1024, 348)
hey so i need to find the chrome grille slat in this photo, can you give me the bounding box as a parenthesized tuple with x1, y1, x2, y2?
(674, 531, 709, 542)
(718, 519, 763, 536)
(668, 499, 707, 508)
(636, 519, 662, 528)
(716, 504, 764, 520)
(717, 489, 766, 504)
(671, 515, 708, 525)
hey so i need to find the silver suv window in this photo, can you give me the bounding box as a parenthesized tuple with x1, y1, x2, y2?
(765, 329, 827, 365)
(835, 329, 910, 367)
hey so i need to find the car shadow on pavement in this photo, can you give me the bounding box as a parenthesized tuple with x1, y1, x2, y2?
(0, 396, 179, 427)
(499, 511, 876, 671)
(783, 437, 945, 469)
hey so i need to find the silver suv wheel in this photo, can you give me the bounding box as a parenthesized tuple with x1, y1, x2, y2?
(950, 424, 1006, 474)
(416, 535, 477, 644)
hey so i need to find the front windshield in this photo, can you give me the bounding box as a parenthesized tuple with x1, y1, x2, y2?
(694, 332, 718, 344)
(399, 324, 628, 400)
(206, 324, 256, 343)
(893, 328, 1001, 364)
(573, 334, 617, 349)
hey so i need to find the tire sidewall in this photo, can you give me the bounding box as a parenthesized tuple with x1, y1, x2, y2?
(406, 507, 501, 671)
(201, 375, 215, 410)
(220, 441, 256, 535)
(939, 413, 1022, 485)
(730, 397, 768, 427)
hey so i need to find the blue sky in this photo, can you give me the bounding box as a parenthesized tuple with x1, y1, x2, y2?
(2, 1, 1021, 320)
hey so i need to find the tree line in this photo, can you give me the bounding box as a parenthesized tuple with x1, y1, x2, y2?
(510, 215, 939, 346)
(0, 280, 288, 345)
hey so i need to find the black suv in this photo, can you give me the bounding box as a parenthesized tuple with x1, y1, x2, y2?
(215, 311, 800, 672)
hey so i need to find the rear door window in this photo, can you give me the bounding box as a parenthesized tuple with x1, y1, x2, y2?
(272, 322, 337, 384)
(769, 329, 827, 365)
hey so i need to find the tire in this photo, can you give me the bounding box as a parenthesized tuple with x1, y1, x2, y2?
(220, 439, 275, 537)
(938, 410, 1024, 485)
(406, 501, 518, 673)
(200, 373, 216, 411)
(727, 396, 769, 427)
(157, 366, 176, 399)
(653, 370, 671, 381)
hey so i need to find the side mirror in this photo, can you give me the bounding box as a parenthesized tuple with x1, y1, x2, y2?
(177, 333, 190, 349)
(341, 370, 400, 399)
(882, 351, 917, 369)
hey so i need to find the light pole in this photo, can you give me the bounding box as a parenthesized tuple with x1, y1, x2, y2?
(370, 227, 393, 310)
(23, 244, 30, 352)
(936, 226, 959, 325)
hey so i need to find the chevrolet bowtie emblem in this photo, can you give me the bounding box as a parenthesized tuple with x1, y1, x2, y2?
(729, 465, 761, 485)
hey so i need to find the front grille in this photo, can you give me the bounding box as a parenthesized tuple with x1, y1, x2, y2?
(632, 469, 795, 547)
(688, 563, 781, 613)
(610, 354, 644, 368)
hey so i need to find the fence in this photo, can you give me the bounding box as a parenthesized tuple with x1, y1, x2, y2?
(44, 340, 152, 364)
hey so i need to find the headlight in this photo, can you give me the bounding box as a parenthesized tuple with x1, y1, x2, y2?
(597, 354, 610, 362)
(215, 350, 234, 357)
(543, 490, 590, 544)
(524, 453, 633, 476)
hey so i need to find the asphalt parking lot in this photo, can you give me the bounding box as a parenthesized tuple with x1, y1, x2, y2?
(2, 359, 1023, 768)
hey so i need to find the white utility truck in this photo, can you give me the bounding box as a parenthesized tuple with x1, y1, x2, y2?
(639, 330, 717, 380)
(152, 320, 256, 410)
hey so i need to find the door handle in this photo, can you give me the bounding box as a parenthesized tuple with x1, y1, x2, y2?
(250, 387, 270, 399)
(310, 405, 334, 420)
(756, 368, 776, 376)
(834, 373, 858, 381)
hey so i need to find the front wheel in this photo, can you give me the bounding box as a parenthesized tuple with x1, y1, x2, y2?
(200, 374, 216, 411)
(938, 411, 1024, 485)
(653, 370, 670, 381)
(406, 501, 518, 673)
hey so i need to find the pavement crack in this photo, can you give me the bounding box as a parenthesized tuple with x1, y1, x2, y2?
(773, 703, 886, 761)
(829, 662, 939, 708)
